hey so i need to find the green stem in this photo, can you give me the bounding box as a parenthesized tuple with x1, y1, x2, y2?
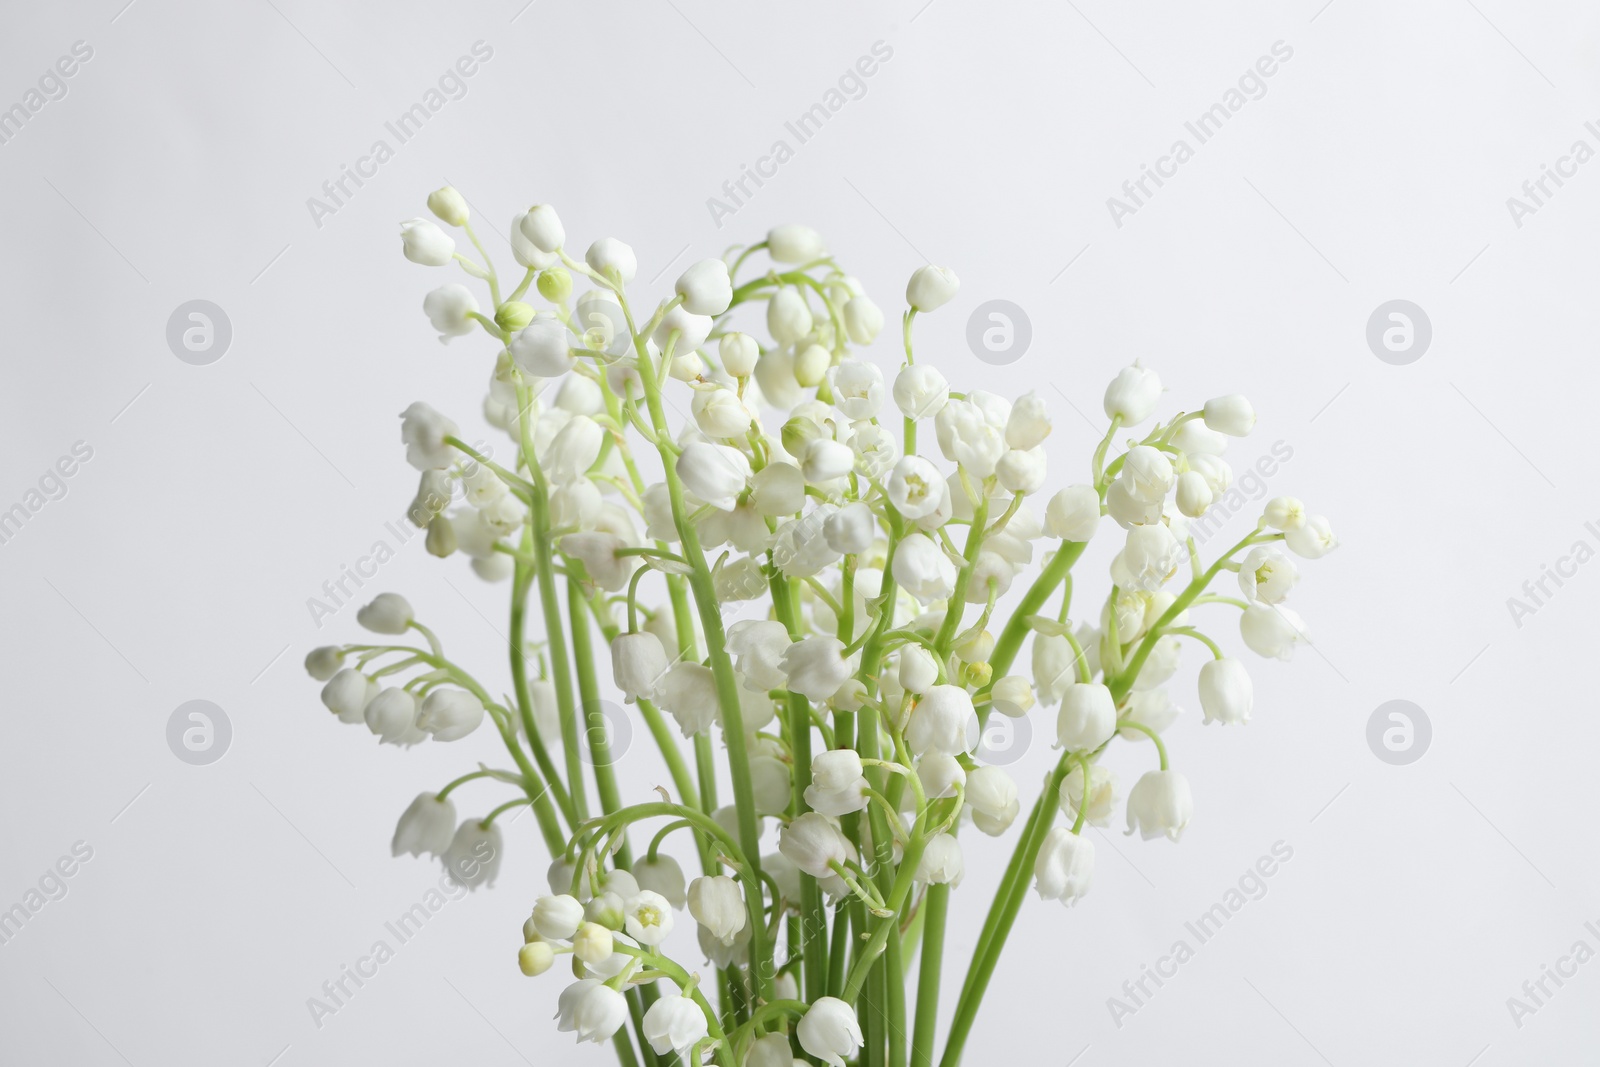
(938, 755, 1073, 1067)
(510, 553, 576, 826)
(910, 884, 947, 1067)
(625, 299, 770, 1001)
(569, 575, 631, 867)
(514, 378, 591, 822)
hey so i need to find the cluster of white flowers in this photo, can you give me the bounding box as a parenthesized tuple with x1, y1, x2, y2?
(306, 187, 1337, 1065)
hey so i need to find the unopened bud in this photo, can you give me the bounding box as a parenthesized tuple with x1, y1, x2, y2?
(495, 301, 535, 332)
(537, 267, 573, 304)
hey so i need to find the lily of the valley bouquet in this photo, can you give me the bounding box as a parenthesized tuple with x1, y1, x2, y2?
(306, 185, 1337, 1067)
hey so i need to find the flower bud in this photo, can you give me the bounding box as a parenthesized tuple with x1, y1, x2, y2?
(533, 894, 585, 940)
(989, 674, 1034, 718)
(1035, 826, 1094, 904)
(824, 501, 875, 555)
(747, 1031, 797, 1067)
(687, 875, 746, 945)
(1172, 419, 1228, 456)
(767, 287, 814, 344)
(779, 812, 853, 878)
(828, 360, 884, 420)
(803, 438, 855, 484)
(1199, 657, 1253, 725)
(1203, 394, 1255, 436)
(898, 645, 940, 695)
(633, 854, 687, 909)
(906, 264, 959, 312)
(356, 592, 413, 635)
(320, 668, 375, 724)
(304, 646, 344, 681)
(794, 343, 831, 388)
(1044, 484, 1101, 542)
(519, 204, 564, 253)
(1126, 769, 1193, 841)
(392, 792, 456, 857)
(843, 294, 884, 343)
(425, 514, 458, 557)
(426, 185, 469, 226)
(905, 685, 973, 757)
(586, 237, 637, 284)
(584, 891, 625, 930)
(612, 631, 669, 703)
(1240, 604, 1308, 660)
(954, 628, 994, 664)
(400, 218, 454, 266)
(966, 766, 1019, 835)
(417, 688, 485, 741)
(721, 332, 759, 377)
(656, 662, 719, 737)
(1113, 523, 1181, 591)
(798, 997, 865, 1067)
(1103, 364, 1162, 425)
(568, 980, 630, 1043)
(1060, 762, 1115, 826)
(364, 688, 422, 746)
(917, 752, 966, 799)
(518, 940, 555, 976)
(443, 820, 503, 890)
(1285, 515, 1338, 559)
(531, 266, 570, 303)
(422, 284, 478, 343)
(1056, 682, 1116, 751)
(1005, 391, 1052, 450)
(675, 258, 733, 315)
(643, 994, 710, 1058)
(1263, 496, 1306, 530)
(779, 635, 854, 702)
(996, 447, 1047, 495)
(1175, 470, 1213, 518)
(653, 306, 714, 355)
(918, 833, 964, 886)
(569, 921, 612, 965)
(893, 365, 950, 420)
(676, 442, 751, 512)
(494, 300, 534, 333)
(890, 532, 957, 601)
(510, 312, 575, 376)
(767, 223, 825, 263)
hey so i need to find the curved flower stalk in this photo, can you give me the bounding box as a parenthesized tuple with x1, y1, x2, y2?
(304, 188, 1339, 1065)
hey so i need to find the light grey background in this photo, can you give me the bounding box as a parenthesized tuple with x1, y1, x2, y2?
(1, 1, 1594, 1064)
